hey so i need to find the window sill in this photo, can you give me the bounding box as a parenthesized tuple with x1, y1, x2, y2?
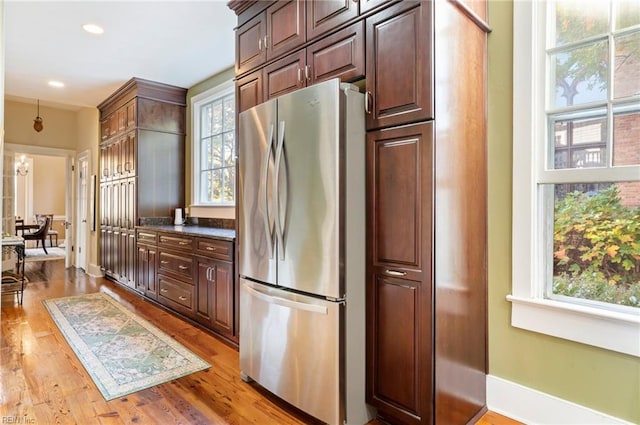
(507, 295, 640, 357)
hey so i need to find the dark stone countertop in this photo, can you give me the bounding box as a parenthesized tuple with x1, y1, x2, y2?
(136, 224, 236, 241)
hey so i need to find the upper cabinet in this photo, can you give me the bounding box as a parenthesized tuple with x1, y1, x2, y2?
(364, 1, 433, 130)
(266, 0, 306, 61)
(236, 13, 267, 75)
(236, 0, 305, 75)
(306, 0, 358, 40)
(231, 0, 392, 80)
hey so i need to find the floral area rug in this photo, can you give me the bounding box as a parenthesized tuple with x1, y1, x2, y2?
(43, 292, 210, 400)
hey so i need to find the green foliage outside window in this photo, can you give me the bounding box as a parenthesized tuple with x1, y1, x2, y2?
(553, 186, 640, 307)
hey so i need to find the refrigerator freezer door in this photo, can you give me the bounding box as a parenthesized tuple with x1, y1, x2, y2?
(238, 100, 278, 285)
(274, 79, 343, 298)
(239, 278, 342, 425)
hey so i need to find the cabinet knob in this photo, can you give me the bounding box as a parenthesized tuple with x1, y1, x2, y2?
(304, 65, 311, 81)
(263, 35, 268, 49)
(160, 288, 168, 293)
(178, 265, 189, 270)
(161, 260, 169, 265)
(178, 296, 187, 301)
(258, 38, 262, 51)
(206, 246, 217, 251)
(385, 269, 407, 277)
(297, 68, 303, 83)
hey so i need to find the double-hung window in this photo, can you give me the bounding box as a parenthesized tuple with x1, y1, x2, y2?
(191, 81, 236, 206)
(510, 0, 640, 356)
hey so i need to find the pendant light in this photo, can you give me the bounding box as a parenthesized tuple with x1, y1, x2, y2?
(33, 99, 43, 132)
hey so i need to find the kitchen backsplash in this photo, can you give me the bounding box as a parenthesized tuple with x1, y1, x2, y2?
(139, 217, 235, 229)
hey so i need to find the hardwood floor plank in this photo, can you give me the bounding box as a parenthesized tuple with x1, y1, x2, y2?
(1, 260, 519, 425)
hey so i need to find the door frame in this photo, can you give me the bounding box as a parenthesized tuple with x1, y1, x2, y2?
(6, 143, 76, 268)
(76, 150, 90, 271)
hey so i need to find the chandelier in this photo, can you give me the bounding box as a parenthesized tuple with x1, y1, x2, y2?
(15, 155, 29, 176)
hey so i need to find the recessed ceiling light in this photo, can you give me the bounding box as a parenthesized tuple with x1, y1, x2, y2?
(48, 81, 65, 88)
(83, 23, 104, 34)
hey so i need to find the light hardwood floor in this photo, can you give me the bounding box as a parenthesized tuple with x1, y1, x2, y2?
(1, 260, 521, 425)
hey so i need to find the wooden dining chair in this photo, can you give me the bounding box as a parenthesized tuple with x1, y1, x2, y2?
(23, 216, 51, 254)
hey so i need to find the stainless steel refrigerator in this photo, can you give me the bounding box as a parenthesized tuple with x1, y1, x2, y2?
(238, 79, 371, 425)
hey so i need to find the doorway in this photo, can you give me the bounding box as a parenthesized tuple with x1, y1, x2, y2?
(6, 143, 74, 268)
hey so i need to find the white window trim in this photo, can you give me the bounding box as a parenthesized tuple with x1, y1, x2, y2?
(509, 0, 640, 358)
(190, 80, 235, 208)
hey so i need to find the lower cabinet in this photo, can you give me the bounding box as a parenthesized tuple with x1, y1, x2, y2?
(132, 229, 237, 344)
(195, 257, 234, 336)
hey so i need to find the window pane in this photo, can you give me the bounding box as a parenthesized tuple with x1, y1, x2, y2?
(211, 135, 222, 168)
(211, 100, 223, 135)
(223, 166, 236, 203)
(200, 171, 213, 203)
(223, 131, 235, 166)
(550, 115, 607, 169)
(201, 137, 212, 170)
(613, 32, 640, 100)
(615, 0, 640, 29)
(211, 169, 222, 203)
(551, 182, 640, 309)
(223, 96, 235, 131)
(554, 1, 609, 46)
(613, 110, 640, 166)
(201, 104, 213, 137)
(551, 42, 608, 108)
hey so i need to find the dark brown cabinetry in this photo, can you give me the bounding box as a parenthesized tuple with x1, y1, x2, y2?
(235, 0, 304, 75)
(136, 229, 237, 344)
(229, 1, 489, 424)
(364, 1, 433, 130)
(237, 22, 364, 111)
(136, 230, 157, 298)
(98, 78, 186, 290)
(306, 0, 358, 40)
(366, 122, 434, 424)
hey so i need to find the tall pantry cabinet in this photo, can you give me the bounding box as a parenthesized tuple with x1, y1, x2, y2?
(98, 78, 186, 290)
(228, 1, 490, 424)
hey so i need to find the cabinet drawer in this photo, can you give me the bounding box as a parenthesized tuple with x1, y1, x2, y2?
(158, 276, 194, 311)
(158, 234, 194, 251)
(136, 230, 157, 244)
(158, 250, 193, 279)
(196, 238, 233, 261)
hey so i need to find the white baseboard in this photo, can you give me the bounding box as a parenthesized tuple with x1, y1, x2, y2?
(487, 375, 634, 424)
(86, 263, 104, 278)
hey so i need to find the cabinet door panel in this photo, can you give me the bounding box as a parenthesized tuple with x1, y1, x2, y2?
(236, 70, 263, 114)
(367, 275, 432, 424)
(306, 0, 358, 41)
(367, 122, 433, 273)
(263, 50, 305, 100)
(126, 100, 136, 130)
(367, 120, 433, 425)
(366, 1, 433, 129)
(211, 261, 233, 334)
(196, 261, 212, 323)
(236, 13, 267, 75)
(266, 0, 305, 61)
(307, 21, 364, 84)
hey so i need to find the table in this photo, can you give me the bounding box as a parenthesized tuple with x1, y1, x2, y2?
(2, 236, 26, 304)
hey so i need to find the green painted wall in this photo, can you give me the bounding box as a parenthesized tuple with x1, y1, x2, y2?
(486, 1, 640, 423)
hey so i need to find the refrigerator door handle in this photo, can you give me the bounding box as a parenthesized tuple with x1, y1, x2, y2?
(274, 120, 286, 260)
(261, 123, 275, 259)
(244, 284, 328, 314)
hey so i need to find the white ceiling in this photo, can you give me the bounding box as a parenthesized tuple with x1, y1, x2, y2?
(4, 0, 237, 110)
